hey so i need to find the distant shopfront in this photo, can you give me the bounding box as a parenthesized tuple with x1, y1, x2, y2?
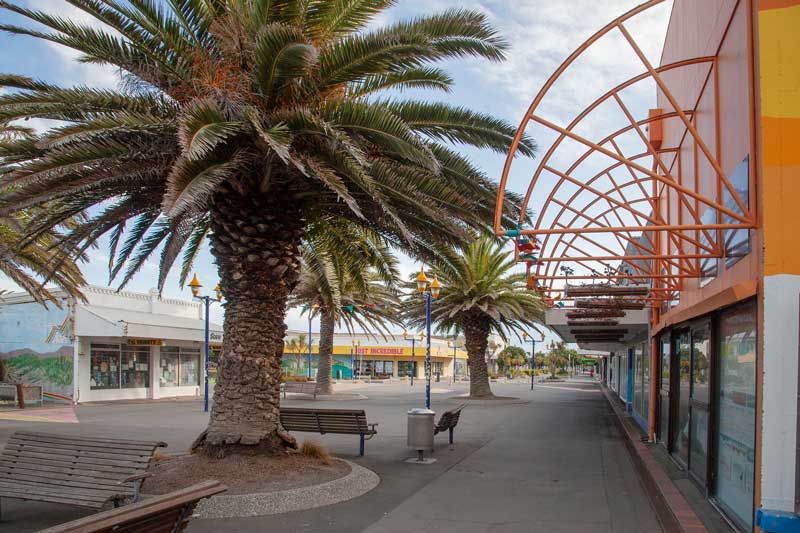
(0, 286, 222, 404)
(281, 332, 467, 380)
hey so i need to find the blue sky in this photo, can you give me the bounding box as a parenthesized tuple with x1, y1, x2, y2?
(0, 0, 672, 346)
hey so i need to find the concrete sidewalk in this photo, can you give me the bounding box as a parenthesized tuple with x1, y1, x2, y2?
(0, 379, 661, 533)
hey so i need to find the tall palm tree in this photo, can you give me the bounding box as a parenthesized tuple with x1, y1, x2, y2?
(0, 1, 533, 456)
(290, 220, 401, 395)
(405, 237, 544, 398)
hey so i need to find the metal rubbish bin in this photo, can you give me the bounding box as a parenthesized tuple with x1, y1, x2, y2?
(407, 408, 435, 459)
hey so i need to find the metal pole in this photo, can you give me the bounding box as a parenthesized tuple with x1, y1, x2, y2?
(307, 314, 312, 379)
(410, 338, 415, 386)
(203, 297, 210, 412)
(350, 345, 354, 380)
(425, 291, 432, 409)
(530, 337, 535, 390)
(452, 342, 457, 384)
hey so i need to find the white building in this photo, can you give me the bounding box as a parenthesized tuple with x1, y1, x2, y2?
(0, 286, 221, 404)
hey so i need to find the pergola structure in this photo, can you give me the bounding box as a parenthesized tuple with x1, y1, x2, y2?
(493, 0, 757, 345)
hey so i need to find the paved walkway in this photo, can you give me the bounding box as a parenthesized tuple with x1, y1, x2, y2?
(0, 378, 660, 533)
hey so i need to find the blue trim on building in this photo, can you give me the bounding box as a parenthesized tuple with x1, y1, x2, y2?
(631, 410, 649, 433)
(756, 509, 800, 533)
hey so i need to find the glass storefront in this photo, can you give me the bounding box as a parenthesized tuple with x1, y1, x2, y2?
(673, 331, 691, 465)
(90, 344, 150, 390)
(632, 343, 650, 428)
(160, 346, 200, 388)
(714, 303, 756, 530)
(398, 361, 417, 378)
(689, 325, 710, 485)
(121, 345, 150, 388)
(658, 335, 671, 445)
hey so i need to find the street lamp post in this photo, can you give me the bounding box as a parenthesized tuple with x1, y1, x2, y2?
(302, 304, 320, 379)
(448, 340, 458, 384)
(416, 269, 442, 409)
(350, 339, 355, 380)
(403, 331, 422, 386)
(523, 330, 545, 391)
(188, 274, 222, 413)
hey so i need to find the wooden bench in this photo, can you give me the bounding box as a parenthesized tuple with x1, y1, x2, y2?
(36, 480, 226, 533)
(0, 431, 167, 519)
(434, 404, 467, 445)
(280, 407, 377, 456)
(282, 381, 317, 399)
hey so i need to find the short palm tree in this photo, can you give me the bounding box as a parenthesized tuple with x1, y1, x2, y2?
(405, 237, 544, 397)
(0, 1, 533, 455)
(283, 335, 308, 377)
(0, 128, 85, 306)
(290, 221, 401, 395)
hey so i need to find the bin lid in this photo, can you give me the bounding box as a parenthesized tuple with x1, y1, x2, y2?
(407, 408, 435, 415)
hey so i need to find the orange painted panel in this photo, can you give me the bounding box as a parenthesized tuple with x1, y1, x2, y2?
(759, 0, 800, 10)
(762, 165, 800, 275)
(761, 117, 800, 166)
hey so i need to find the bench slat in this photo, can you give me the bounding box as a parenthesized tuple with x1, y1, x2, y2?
(14, 431, 165, 449)
(36, 481, 227, 533)
(0, 457, 136, 478)
(1, 448, 148, 469)
(4, 443, 153, 464)
(8, 436, 157, 457)
(0, 469, 134, 490)
(0, 489, 106, 509)
(0, 479, 126, 499)
(0, 483, 114, 504)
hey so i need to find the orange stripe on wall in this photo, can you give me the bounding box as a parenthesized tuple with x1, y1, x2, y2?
(761, 116, 800, 166)
(759, 0, 800, 10)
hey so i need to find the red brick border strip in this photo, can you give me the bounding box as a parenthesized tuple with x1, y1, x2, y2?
(601, 384, 708, 533)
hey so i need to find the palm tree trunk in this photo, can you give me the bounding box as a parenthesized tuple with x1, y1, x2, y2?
(315, 310, 335, 395)
(462, 311, 494, 398)
(192, 185, 304, 457)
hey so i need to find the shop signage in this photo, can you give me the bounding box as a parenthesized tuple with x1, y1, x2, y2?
(210, 332, 223, 341)
(357, 347, 404, 355)
(126, 338, 163, 346)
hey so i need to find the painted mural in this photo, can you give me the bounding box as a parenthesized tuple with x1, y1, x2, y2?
(0, 299, 74, 402)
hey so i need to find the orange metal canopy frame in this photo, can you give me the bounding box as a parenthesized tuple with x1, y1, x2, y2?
(493, 0, 756, 307)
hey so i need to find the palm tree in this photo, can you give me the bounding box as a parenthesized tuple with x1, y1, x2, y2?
(0, 128, 86, 306)
(290, 221, 401, 395)
(0, 1, 533, 456)
(283, 334, 308, 377)
(405, 237, 544, 398)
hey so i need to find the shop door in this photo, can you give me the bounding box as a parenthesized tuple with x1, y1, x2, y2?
(688, 324, 711, 487)
(657, 335, 671, 446)
(671, 330, 691, 465)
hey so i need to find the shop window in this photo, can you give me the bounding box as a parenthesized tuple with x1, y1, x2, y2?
(160, 347, 179, 387)
(383, 361, 393, 375)
(641, 342, 650, 424)
(698, 207, 718, 286)
(714, 302, 756, 530)
(180, 350, 200, 386)
(161, 346, 201, 387)
(90, 344, 120, 390)
(723, 157, 751, 268)
(121, 346, 149, 388)
(398, 361, 416, 377)
(90, 344, 150, 390)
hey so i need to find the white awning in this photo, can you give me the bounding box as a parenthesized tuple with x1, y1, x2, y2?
(75, 304, 223, 343)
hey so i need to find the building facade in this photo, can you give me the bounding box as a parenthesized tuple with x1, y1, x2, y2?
(0, 286, 222, 403)
(495, 1, 799, 530)
(281, 330, 470, 380)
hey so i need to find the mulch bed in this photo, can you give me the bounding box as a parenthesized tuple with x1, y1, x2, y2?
(144, 451, 351, 496)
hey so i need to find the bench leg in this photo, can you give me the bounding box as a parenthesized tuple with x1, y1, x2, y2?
(359, 435, 365, 456)
(449, 427, 454, 445)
